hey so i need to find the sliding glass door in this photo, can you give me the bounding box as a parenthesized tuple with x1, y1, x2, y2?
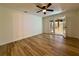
(49, 16, 66, 37)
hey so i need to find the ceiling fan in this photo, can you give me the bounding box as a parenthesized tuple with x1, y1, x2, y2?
(36, 3, 54, 14)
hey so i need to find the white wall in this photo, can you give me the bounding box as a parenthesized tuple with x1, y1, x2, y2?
(70, 10, 79, 39)
(0, 7, 42, 45)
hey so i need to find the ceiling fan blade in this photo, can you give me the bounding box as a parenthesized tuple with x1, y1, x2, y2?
(47, 3, 52, 8)
(36, 10, 42, 13)
(36, 5, 43, 9)
(42, 6, 46, 9)
(47, 9, 54, 11)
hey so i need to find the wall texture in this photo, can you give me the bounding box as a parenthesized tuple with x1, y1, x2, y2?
(0, 7, 42, 45)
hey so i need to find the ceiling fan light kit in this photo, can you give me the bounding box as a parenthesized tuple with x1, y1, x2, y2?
(42, 9, 46, 12)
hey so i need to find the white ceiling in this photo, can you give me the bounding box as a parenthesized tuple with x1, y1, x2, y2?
(0, 3, 79, 17)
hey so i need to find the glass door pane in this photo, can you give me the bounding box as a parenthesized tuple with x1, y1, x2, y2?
(55, 17, 66, 37)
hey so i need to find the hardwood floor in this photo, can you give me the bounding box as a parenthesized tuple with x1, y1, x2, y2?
(0, 34, 79, 56)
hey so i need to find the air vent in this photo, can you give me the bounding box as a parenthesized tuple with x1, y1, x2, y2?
(24, 11, 27, 13)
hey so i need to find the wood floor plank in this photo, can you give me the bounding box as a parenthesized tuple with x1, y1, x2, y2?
(0, 34, 79, 56)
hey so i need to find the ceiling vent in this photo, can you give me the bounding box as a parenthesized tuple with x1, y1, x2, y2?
(24, 11, 27, 13)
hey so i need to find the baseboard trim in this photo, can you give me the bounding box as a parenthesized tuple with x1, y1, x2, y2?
(65, 36, 79, 40)
(0, 33, 42, 46)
